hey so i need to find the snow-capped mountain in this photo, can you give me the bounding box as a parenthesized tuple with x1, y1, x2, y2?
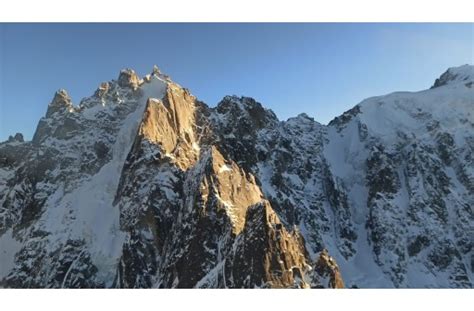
(0, 64, 472, 288)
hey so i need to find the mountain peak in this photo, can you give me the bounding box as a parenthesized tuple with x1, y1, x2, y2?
(152, 64, 161, 75)
(94, 82, 110, 98)
(45, 89, 74, 117)
(118, 68, 140, 89)
(215, 95, 278, 127)
(431, 64, 474, 88)
(6, 133, 24, 143)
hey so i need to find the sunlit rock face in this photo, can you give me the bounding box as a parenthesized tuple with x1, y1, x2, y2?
(0, 65, 473, 288)
(118, 69, 140, 90)
(231, 200, 312, 288)
(311, 249, 345, 288)
(136, 84, 201, 170)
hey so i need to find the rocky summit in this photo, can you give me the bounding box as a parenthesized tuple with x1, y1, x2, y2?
(0, 65, 472, 288)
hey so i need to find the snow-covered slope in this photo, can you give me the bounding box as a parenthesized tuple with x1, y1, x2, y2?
(0, 65, 472, 288)
(323, 65, 473, 287)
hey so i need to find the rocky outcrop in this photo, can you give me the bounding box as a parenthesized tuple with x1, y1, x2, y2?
(94, 82, 110, 98)
(118, 69, 140, 90)
(431, 65, 472, 88)
(311, 249, 344, 288)
(45, 89, 74, 118)
(232, 200, 311, 288)
(137, 84, 201, 170)
(7, 133, 24, 143)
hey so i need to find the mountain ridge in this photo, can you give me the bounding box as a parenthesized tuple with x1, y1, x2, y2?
(0, 64, 472, 288)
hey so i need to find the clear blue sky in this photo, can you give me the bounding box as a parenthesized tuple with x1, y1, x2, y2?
(0, 23, 473, 141)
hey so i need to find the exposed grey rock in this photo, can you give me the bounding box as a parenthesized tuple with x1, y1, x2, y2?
(7, 133, 24, 143)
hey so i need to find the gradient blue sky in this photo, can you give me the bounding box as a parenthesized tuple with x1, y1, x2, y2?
(0, 23, 473, 141)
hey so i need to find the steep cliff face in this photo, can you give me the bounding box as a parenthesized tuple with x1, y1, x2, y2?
(231, 200, 311, 288)
(312, 249, 345, 288)
(0, 65, 473, 288)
